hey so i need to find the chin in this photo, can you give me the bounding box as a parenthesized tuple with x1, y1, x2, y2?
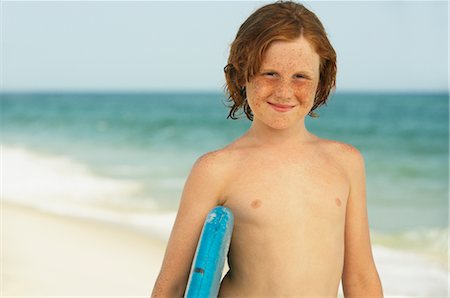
(263, 118, 294, 130)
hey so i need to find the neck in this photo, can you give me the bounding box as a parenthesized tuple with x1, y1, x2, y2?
(245, 118, 313, 148)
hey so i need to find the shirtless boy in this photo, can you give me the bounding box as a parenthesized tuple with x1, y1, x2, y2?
(152, 1, 383, 297)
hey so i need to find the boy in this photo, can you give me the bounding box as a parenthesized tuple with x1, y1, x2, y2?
(152, 1, 383, 297)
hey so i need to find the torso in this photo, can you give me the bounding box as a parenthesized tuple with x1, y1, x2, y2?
(217, 135, 350, 297)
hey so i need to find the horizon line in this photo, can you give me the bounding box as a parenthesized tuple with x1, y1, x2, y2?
(1, 88, 449, 96)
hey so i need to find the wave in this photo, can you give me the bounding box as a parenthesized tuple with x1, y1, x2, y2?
(1, 145, 176, 242)
(2, 145, 146, 205)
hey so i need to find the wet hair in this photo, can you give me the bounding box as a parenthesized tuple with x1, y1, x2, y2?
(224, 0, 337, 120)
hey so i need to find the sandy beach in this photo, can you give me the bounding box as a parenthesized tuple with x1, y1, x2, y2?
(2, 199, 449, 297)
(2, 201, 166, 297)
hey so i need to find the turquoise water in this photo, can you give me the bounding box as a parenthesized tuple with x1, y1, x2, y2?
(1, 91, 448, 235)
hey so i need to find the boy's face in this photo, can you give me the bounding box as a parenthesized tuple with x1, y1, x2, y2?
(245, 36, 320, 130)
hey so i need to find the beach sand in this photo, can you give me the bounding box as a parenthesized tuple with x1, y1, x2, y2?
(2, 201, 166, 297)
(2, 200, 448, 297)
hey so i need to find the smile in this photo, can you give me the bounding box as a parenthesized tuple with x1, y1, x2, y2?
(267, 102, 296, 112)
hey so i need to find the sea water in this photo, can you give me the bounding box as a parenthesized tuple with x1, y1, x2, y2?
(1, 91, 448, 296)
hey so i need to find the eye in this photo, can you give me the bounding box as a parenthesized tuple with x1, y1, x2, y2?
(263, 72, 277, 77)
(294, 73, 309, 80)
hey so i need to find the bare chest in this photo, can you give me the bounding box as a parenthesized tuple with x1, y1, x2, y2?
(222, 153, 350, 229)
(218, 145, 351, 296)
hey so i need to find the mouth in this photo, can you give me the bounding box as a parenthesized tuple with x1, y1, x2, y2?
(267, 102, 296, 112)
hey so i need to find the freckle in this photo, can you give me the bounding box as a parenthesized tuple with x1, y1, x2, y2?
(335, 197, 342, 207)
(251, 199, 262, 208)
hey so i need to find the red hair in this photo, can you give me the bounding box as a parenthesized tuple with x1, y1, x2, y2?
(224, 0, 337, 120)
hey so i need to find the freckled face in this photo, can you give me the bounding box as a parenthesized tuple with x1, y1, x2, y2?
(245, 37, 321, 130)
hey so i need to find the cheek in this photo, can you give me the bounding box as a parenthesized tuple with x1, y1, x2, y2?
(250, 79, 273, 98)
(294, 81, 318, 105)
(247, 80, 273, 107)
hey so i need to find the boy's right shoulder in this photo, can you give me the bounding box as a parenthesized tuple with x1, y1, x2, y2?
(187, 148, 238, 204)
(192, 147, 238, 174)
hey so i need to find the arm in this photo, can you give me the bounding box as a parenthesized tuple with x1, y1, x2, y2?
(341, 147, 383, 297)
(151, 151, 229, 297)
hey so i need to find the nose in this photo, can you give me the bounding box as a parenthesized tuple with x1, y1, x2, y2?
(274, 78, 295, 100)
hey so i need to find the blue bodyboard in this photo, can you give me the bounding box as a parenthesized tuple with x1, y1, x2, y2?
(184, 206, 234, 298)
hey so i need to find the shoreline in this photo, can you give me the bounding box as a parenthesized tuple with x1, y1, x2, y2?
(2, 201, 166, 297)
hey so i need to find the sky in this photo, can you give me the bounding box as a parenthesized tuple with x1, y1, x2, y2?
(1, 1, 448, 93)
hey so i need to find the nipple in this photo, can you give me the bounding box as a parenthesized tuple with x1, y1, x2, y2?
(335, 197, 342, 207)
(251, 199, 262, 209)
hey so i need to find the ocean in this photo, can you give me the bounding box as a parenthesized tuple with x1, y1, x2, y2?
(1, 91, 448, 296)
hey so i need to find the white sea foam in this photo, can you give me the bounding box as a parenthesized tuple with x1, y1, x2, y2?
(373, 245, 448, 296)
(1, 145, 176, 242)
(336, 245, 449, 297)
(2, 145, 144, 204)
(371, 227, 449, 268)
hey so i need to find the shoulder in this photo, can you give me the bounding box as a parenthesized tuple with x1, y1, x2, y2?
(180, 148, 234, 206)
(318, 138, 365, 173)
(189, 147, 236, 185)
(318, 137, 363, 157)
(194, 138, 250, 168)
(316, 139, 366, 202)
(331, 140, 364, 161)
(193, 147, 235, 170)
